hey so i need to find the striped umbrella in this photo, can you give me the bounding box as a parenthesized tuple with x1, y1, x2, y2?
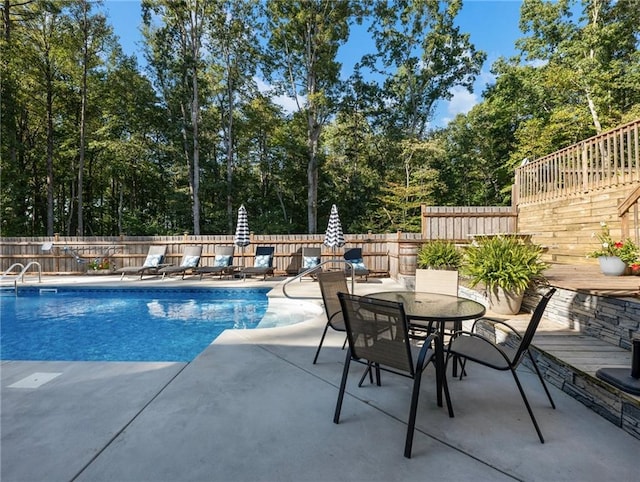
(323, 204, 345, 252)
(234, 204, 250, 247)
(235, 204, 250, 267)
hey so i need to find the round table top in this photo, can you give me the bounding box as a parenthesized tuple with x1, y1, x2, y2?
(367, 290, 486, 322)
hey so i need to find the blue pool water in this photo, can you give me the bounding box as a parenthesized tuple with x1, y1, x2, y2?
(0, 287, 271, 362)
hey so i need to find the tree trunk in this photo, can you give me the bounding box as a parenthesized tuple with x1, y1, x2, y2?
(76, 0, 89, 236)
(191, 68, 200, 235)
(45, 58, 55, 235)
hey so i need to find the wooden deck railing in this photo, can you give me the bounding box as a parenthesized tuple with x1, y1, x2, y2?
(515, 119, 640, 204)
(618, 184, 640, 244)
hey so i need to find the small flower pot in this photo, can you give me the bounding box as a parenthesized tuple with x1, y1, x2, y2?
(598, 256, 627, 276)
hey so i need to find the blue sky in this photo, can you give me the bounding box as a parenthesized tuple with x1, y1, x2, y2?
(102, 0, 524, 127)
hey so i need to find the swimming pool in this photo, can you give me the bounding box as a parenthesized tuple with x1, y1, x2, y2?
(0, 287, 321, 362)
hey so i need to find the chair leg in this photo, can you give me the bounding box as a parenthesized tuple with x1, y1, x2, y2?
(511, 368, 545, 443)
(404, 370, 423, 458)
(526, 350, 556, 409)
(441, 365, 454, 418)
(438, 342, 455, 417)
(333, 349, 352, 424)
(358, 362, 373, 387)
(312, 322, 330, 364)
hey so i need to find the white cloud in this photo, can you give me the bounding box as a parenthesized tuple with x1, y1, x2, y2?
(254, 77, 302, 115)
(437, 86, 479, 126)
(436, 69, 496, 127)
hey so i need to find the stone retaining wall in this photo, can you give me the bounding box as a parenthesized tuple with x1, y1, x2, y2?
(458, 285, 639, 349)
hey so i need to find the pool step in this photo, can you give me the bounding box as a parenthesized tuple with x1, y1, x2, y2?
(39, 288, 58, 295)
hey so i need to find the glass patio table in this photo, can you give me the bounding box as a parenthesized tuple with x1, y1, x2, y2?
(366, 291, 486, 406)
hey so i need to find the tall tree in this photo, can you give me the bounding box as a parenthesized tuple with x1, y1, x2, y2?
(263, 0, 352, 233)
(142, 0, 210, 234)
(352, 0, 485, 229)
(206, 0, 260, 233)
(357, 0, 485, 139)
(67, 0, 110, 235)
(517, 0, 640, 134)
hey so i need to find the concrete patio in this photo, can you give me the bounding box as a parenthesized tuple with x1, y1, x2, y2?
(1, 276, 639, 481)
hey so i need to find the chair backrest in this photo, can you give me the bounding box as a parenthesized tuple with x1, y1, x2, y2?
(317, 271, 349, 328)
(415, 269, 458, 296)
(142, 245, 167, 267)
(301, 247, 321, 269)
(214, 246, 235, 267)
(513, 288, 556, 364)
(343, 248, 362, 262)
(254, 246, 275, 267)
(338, 293, 414, 375)
(179, 246, 202, 268)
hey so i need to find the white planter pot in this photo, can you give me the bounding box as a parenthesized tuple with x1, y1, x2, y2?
(598, 256, 627, 276)
(489, 286, 524, 315)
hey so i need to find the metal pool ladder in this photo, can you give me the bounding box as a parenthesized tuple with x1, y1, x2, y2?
(0, 262, 42, 295)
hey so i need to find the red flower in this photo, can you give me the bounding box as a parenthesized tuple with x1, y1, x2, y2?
(614, 241, 624, 249)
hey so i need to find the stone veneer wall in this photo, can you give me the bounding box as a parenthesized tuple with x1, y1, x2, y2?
(459, 285, 639, 349)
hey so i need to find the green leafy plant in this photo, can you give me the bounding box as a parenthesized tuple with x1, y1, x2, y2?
(463, 235, 548, 293)
(416, 240, 462, 270)
(587, 222, 638, 264)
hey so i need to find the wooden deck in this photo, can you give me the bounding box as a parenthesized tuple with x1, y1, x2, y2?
(544, 263, 640, 299)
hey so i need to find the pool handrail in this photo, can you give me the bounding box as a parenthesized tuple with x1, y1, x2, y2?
(282, 259, 354, 299)
(0, 261, 42, 294)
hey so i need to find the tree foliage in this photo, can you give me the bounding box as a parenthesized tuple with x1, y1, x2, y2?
(1, 0, 638, 237)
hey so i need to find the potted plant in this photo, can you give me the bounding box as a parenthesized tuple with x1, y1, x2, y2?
(416, 240, 462, 270)
(463, 235, 548, 315)
(86, 257, 113, 274)
(588, 222, 638, 275)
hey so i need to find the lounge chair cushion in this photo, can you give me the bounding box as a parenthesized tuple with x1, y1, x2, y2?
(254, 255, 271, 268)
(213, 255, 232, 267)
(303, 256, 320, 268)
(181, 255, 200, 268)
(349, 258, 366, 270)
(143, 254, 163, 268)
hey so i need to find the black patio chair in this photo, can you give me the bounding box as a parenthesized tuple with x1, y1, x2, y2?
(334, 293, 452, 458)
(445, 288, 557, 443)
(313, 271, 348, 364)
(343, 248, 369, 281)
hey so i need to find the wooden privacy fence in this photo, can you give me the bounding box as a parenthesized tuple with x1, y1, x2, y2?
(515, 118, 640, 204)
(0, 233, 393, 277)
(421, 205, 517, 241)
(1, 208, 525, 278)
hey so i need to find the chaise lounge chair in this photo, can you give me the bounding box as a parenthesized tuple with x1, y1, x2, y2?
(298, 246, 322, 280)
(158, 246, 202, 279)
(240, 246, 275, 280)
(116, 245, 167, 280)
(195, 246, 236, 279)
(344, 248, 369, 281)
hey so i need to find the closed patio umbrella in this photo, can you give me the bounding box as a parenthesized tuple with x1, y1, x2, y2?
(235, 204, 250, 267)
(323, 204, 345, 259)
